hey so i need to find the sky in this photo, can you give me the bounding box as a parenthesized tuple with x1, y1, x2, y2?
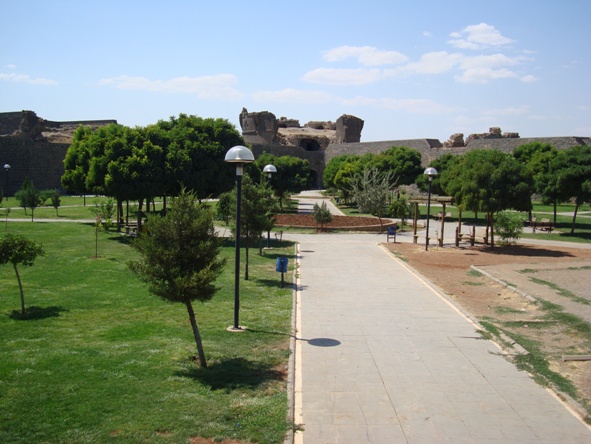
(1, 0, 590, 143)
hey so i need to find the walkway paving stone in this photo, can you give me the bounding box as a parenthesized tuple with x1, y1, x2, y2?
(289, 233, 591, 443)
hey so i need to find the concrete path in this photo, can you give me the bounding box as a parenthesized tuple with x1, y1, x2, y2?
(294, 190, 345, 216)
(287, 231, 591, 443)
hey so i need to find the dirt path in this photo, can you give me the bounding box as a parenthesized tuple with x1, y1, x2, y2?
(384, 241, 591, 417)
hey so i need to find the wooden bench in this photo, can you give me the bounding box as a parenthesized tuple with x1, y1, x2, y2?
(532, 218, 555, 233)
(434, 212, 452, 221)
(456, 226, 488, 246)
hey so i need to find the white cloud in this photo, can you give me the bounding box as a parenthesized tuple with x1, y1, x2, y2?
(520, 74, 538, 83)
(460, 53, 518, 69)
(0, 72, 57, 85)
(6, 64, 17, 69)
(456, 67, 518, 83)
(252, 88, 333, 104)
(342, 96, 454, 114)
(448, 23, 513, 50)
(323, 46, 407, 66)
(99, 74, 242, 100)
(387, 51, 464, 76)
(454, 53, 528, 83)
(302, 68, 382, 85)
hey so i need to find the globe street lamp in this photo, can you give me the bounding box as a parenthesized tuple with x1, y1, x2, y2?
(3, 164, 10, 201)
(262, 164, 277, 249)
(424, 167, 438, 251)
(225, 145, 255, 331)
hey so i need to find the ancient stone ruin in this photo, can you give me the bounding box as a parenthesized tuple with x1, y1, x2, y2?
(239, 108, 364, 150)
(443, 127, 520, 148)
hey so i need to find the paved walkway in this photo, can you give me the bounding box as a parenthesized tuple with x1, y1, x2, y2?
(286, 230, 591, 443)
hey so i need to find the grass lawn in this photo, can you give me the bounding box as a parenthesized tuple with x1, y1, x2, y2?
(0, 222, 294, 443)
(337, 199, 591, 243)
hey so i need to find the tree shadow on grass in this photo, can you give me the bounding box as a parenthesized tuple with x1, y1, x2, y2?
(176, 357, 285, 391)
(9, 306, 68, 320)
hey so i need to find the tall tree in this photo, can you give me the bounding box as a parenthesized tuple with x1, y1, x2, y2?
(150, 114, 244, 200)
(61, 125, 94, 196)
(253, 153, 311, 209)
(128, 189, 225, 368)
(550, 145, 591, 234)
(237, 175, 278, 279)
(323, 154, 360, 190)
(514, 142, 559, 221)
(0, 233, 45, 315)
(443, 149, 533, 248)
(367, 146, 423, 186)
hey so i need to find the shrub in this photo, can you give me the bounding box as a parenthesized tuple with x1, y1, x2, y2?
(313, 202, 332, 232)
(495, 211, 527, 244)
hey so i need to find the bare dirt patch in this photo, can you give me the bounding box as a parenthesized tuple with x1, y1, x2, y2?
(274, 213, 388, 229)
(384, 241, 591, 417)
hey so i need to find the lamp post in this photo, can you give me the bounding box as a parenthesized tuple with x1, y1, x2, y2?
(3, 164, 10, 201)
(424, 167, 438, 251)
(262, 164, 277, 249)
(225, 145, 255, 331)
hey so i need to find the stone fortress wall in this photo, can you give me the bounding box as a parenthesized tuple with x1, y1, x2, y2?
(0, 111, 116, 195)
(1, 109, 589, 194)
(241, 108, 590, 188)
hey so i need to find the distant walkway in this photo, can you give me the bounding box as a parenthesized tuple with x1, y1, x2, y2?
(293, 191, 344, 216)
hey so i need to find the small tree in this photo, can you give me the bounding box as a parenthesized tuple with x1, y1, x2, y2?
(350, 168, 396, 232)
(389, 193, 412, 230)
(128, 189, 225, 368)
(15, 179, 42, 221)
(313, 202, 333, 232)
(0, 233, 45, 315)
(216, 191, 233, 225)
(237, 176, 277, 279)
(494, 211, 527, 245)
(49, 189, 61, 217)
(90, 198, 115, 231)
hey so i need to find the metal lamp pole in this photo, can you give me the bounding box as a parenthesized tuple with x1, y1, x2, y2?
(3, 164, 10, 201)
(225, 146, 255, 331)
(424, 167, 438, 251)
(262, 164, 277, 249)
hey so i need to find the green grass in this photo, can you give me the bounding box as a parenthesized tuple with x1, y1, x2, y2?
(0, 222, 294, 443)
(529, 277, 590, 305)
(1, 197, 166, 221)
(337, 199, 591, 243)
(481, 297, 591, 414)
(467, 269, 482, 278)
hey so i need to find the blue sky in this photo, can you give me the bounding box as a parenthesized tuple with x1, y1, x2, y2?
(1, 0, 589, 142)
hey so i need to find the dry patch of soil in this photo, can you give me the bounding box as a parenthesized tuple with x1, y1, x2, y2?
(384, 241, 591, 417)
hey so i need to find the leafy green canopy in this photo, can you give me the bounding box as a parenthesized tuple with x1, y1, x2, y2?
(550, 145, 591, 233)
(324, 146, 422, 198)
(441, 149, 533, 248)
(62, 114, 244, 202)
(253, 153, 311, 199)
(128, 190, 225, 305)
(442, 149, 533, 215)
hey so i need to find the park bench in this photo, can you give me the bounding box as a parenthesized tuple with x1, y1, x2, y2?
(434, 212, 452, 221)
(532, 218, 555, 233)
(455, 226, 488, 246)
